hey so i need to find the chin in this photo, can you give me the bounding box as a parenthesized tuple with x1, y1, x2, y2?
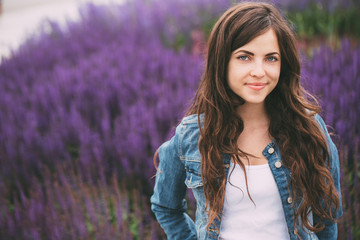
(243, 98, 266, 105)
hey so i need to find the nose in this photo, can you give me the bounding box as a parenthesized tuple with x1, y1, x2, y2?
(250, 61, 265, 78)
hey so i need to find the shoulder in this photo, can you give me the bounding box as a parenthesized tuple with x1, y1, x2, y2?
(313, 114, 339, 167)
(177, 113, 203, 137)
(159, 114, 202, 152)
(313, 114, 334, 144)
(176, 113, 203, 135)
(314, 114, 328, 133)
(176, 114, 203, 160)
(313, 114, 335, 144)
(181, 113, 204, 125)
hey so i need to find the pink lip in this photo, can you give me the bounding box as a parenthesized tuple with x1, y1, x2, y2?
(246, 82, 266, 90)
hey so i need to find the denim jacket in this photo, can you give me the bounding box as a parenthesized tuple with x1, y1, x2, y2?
(151, 114, 342, 240)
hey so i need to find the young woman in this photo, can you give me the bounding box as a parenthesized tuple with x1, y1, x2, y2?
(151, 2, 342, 239)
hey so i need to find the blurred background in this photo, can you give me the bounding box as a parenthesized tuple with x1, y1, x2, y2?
(0, 0, 125, 60)
(0, 0, 359, 239)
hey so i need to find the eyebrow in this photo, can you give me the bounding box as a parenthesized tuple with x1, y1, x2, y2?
(234, 49, 280, 57)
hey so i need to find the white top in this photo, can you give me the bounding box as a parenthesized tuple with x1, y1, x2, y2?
(219, 162, 290, 240)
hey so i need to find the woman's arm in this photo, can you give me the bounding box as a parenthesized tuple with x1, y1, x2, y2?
(313, 114, 343, 239)
(150, 123, 197, 239)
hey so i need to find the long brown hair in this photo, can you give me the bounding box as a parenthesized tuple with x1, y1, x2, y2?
(186, 1, 340, 235)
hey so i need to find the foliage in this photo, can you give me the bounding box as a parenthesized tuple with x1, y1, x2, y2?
(0, 169, 164, 239)
(302, 41, 360, 239)
(0, 0, 228, 239)
(285, 2, 360, 40)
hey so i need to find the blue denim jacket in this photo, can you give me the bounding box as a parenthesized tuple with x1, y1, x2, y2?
(151, 114, 342, 240)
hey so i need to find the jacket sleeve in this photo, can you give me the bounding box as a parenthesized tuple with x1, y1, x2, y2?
(313, 114, 343, 240)
(150, 123, 197, 240)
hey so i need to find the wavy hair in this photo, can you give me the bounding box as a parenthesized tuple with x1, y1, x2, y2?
(186, 1, 340, 235)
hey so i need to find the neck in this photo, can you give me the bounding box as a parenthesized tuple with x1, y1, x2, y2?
(236, 103, 269, 128)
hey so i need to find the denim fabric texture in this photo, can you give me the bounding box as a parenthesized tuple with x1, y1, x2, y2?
(150, 114, 342, 240)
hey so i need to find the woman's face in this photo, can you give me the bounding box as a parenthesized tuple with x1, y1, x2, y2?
(227, 28, 281, 106)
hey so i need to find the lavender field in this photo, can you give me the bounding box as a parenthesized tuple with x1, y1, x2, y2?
(0, 0, 359, 239)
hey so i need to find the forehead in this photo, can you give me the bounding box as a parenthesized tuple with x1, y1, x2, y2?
(233, 29, 280, 54)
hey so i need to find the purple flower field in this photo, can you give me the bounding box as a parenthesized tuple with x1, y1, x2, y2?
(0, 0, 359, 239)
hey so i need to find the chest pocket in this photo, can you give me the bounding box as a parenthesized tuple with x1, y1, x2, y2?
(184, 161, 204, 188)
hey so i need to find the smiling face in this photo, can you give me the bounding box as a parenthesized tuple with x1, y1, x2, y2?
(227, 29, 281, 106)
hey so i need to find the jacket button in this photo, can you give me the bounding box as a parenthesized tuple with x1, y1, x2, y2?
(287, 197, 293, 204)
(209, 228, 219, 234)
(274, 161, 282, 168)
(268, 147, 275, 154)
(224, 164, 230, 168)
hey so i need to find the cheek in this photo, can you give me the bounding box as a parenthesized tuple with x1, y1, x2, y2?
(228, 65, 248, 80)
(269, 66, 281, 81)
(226, 66, 237, 86)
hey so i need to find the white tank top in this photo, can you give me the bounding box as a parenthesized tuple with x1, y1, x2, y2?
(219, 162, 290, 240)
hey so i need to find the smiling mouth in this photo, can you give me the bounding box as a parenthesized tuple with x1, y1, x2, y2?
(246, 82, 266, 90)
